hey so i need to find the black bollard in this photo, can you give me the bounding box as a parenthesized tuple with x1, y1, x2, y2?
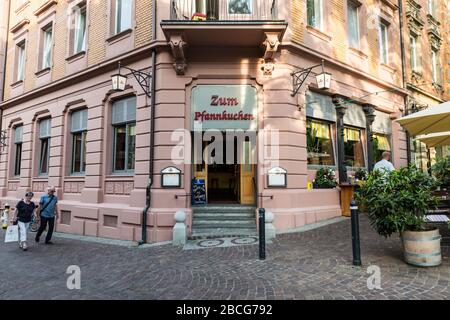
(350, 200, 361, 266)
(258, 208, 266, 260)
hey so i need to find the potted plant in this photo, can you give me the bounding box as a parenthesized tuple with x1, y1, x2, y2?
(354, 168, 368, 187)
(431, 156, 450, 188)
(313, 167, 337, 189)
(356, 164, 441, 267)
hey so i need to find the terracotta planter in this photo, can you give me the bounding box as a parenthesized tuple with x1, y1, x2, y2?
(401, 229, 442, 267)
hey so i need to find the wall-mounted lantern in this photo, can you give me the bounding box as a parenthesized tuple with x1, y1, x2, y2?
(161, 167, 181, 188)
(267, 167, 287, 188)
(291, 59, 331, 96)
(111, 61, 152, 98)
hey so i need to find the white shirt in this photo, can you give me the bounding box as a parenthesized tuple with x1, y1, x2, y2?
(373, 159, 395, 172)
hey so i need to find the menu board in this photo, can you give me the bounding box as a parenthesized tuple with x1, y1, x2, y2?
(192, 179, 207, 205)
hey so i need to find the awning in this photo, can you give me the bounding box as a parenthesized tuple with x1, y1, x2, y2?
(396, 101, 450, 136)
(415, 131, 450, 148)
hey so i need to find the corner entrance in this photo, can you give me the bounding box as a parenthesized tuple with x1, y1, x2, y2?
(193, 132, 256, 205)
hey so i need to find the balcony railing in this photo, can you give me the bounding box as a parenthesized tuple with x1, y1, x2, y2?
(170, 0, 278, 21)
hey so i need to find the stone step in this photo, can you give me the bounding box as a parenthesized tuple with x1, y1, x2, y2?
(193, 220, 256, 229)
(190, 228, 258, 240)
(193, 206, 256, 214)
(193, 213, 255, 220)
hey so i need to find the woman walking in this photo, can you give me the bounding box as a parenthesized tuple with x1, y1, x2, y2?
(10, 192, 37, 251)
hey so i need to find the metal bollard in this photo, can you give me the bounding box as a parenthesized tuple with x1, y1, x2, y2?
(350, 200, 361, 266)
(258, 208, 266, 260)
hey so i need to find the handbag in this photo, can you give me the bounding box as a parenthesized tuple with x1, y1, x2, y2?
(5, 225, 19, 243)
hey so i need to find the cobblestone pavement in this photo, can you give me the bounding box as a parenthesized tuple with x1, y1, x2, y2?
(1, 216, 449, 300)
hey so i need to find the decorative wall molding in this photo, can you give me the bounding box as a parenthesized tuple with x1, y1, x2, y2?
(63, 181, 85, 193)
(8, 181, 19, 191)
(105, 181, 134, 195)
(168, 34, 187, 75)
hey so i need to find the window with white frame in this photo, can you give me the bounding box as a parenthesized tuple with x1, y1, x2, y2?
(379, 20, 389, 64)
(41, 24, 53, 69)
(72, 3, 87, 54)
(307, 0, 323, 30)
(410, 34, 419, 72)
(39, 118, 51, 176)
(114, 0, 132, 34)
(347, 1, 360, 49)
(15, 41, 26, 82)
(428, 0, 437, 17)
(112, 97, 136, 173)
(71, 109, 88, 174)
(431, 49, 441, 84)
(13, 126, 23, 177)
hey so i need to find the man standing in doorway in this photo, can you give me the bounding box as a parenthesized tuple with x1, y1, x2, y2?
(373, 151, 395, 173)
(35, 186, 59, 244)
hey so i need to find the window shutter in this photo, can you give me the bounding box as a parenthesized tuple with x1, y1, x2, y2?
(71, 109, 88, 132)
(14, 126, 23, 143)
(112, 96, 136, 125)
(39, 118, 51, 138)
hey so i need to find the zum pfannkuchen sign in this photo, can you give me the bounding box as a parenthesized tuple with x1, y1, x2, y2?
(192, 85, 258, 131)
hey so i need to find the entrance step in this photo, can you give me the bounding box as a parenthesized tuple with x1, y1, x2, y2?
(190, 228, 258, 240)
(190, 205, 257, 239)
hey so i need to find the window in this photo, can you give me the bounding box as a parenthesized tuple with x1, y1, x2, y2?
(39, 118, 51, 175)
(228, 0, 252, 14)
(72, 3, 87, 54)
(379, 21, 389, 64)
(410, 34, 419, 72)
(373, 134, 391, 165)
(13, 126, 23, 176)
(344, 127, 365, 167)
(307, 119, 335, 166)
(71, 109, 88, 174)
(114, 0, 132, 34)
(112, 97, 136, 172)
(307, 0, 323, 30)
(431, 49, 441, 84)
(347, 1, 360, 49)
(15, 41, 26, 81)
(41, 24, 53, 69)
(428, 0, 437, 17)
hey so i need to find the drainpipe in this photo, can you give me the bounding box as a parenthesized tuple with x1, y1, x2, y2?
(139, 0, 157, 245)
(398, 0, 411, 164)
(1, 0, 11, 138)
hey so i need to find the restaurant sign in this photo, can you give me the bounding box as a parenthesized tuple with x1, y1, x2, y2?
(191, 85, 258, 131)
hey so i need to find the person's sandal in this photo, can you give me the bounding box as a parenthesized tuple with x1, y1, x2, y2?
(18, 242, 23, 249)
(22, 242, 28, 251)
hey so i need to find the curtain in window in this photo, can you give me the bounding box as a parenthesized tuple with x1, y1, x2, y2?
(373, 134, 391, 151)
(347, 4, 359, 48)
(116, 0, 132, 33)
(344, 128, 360, 142)
(112, 96, 136, 125)
(74, 6, 86, 53)
(310, 121, 330, 139)
(71, 109, 88, 133)
(17, 44, 25, 81)
(43, 27, 52, 68)
(14, 126, 23, 143)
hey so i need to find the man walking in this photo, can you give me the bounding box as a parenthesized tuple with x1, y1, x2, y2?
(373, 151, 395, 173)
(35, 186, 59, 244)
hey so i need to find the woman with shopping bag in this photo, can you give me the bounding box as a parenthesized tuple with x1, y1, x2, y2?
(10, 192, 37, 251)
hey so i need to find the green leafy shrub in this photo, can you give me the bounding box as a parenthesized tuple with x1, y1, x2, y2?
(313, 167, 337, 189)
(431, 156, 450, 187)
(354, 168, 368, 181)
(355, 164, 439, 237)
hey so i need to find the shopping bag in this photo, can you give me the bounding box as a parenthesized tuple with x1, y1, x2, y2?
(4, 225, 19, 243)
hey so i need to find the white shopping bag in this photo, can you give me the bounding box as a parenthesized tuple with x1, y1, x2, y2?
(4, 225, 19, 243)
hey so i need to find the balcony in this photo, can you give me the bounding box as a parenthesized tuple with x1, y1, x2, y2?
(161, 0, 287, 75)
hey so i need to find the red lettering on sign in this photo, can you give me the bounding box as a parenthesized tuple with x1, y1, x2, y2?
(210, 95, 239, 106)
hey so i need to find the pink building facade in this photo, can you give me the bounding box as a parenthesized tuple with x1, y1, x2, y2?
(0, 0, 409, 243)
